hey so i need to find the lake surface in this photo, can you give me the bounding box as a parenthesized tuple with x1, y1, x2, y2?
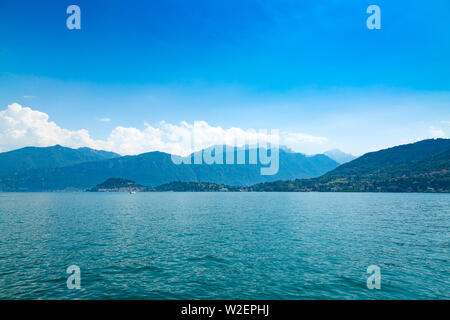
(0, 192, 448, 300)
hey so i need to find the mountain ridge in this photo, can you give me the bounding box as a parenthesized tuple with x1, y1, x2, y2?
(0, 145, 119, 178)
(2, 139, 448, 192)
(0, 145, 339, 191)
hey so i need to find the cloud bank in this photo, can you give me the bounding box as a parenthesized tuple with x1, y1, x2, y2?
(428, 126, 448, 139)
(0, 103, 329, 155)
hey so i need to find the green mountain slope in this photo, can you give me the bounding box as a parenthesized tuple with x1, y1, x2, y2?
(325, 138, 450, 178)
(251, 139, 450, 192)
(0, 145, 119, 178)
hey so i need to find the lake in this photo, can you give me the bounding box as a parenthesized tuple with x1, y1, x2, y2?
(0, 192, 448, 299)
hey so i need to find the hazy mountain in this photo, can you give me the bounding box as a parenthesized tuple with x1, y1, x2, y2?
(251, 139, 450, 192)
(324, 149, 356, 164)
(0, 146, 339, 191)
(0, 145, 119, 178)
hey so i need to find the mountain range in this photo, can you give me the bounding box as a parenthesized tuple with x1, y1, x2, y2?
(0, 145, 119, 178)
(1, 139, 449, 192)
(0, 145, 339, 191)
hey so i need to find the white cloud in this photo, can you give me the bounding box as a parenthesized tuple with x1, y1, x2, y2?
(441, 121, 450, 125)
(23, 95, 37, 99)
(428, 126, 448, 139)
(282, 132, 328, 145)
(0, 103, 328, 155)
(0, 103, 100, 153)
(98, 117, 111, 122)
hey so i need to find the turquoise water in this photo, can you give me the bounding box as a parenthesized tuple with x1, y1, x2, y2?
(0, 192, 448, 300)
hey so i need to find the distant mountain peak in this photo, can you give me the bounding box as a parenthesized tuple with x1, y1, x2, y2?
(324, 149, 356, 164)
(279, 145, 295, 153)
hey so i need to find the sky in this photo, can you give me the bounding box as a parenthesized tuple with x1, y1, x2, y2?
(0, 0, 449, 155)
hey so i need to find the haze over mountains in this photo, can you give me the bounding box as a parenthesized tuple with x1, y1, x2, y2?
(324, 149, 356, 164)
(0, 145, 339, 191)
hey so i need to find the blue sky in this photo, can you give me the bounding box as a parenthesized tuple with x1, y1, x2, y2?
(0, 0, 449, 155)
